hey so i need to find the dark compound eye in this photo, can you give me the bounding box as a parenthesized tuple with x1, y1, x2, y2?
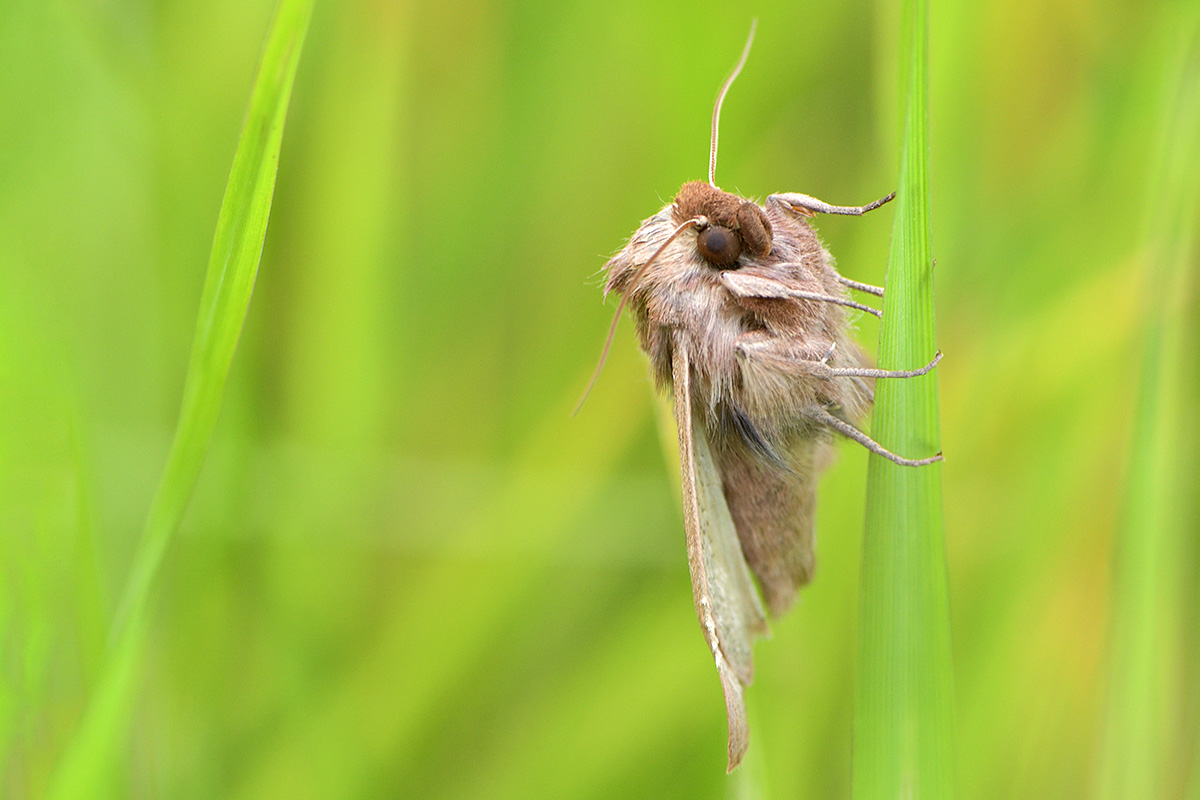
(697, 225, 742, 267)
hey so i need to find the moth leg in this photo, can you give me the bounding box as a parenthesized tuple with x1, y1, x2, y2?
(735, 332, 833, 369)
(738, 337, 942, 381)
(836, 276, 885, 297)
(768, 191, 895, 218)
(781, 289, 880, 318)
(818, 351, 942, 380)
(805, 405, 943, 467)
(720, 271, 882, 317)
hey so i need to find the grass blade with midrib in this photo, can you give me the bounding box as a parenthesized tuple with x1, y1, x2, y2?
(47, 1, 315, 794)
(852, 0, 954, 796)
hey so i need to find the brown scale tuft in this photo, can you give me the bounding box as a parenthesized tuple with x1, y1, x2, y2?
(673, 181, 774, 261)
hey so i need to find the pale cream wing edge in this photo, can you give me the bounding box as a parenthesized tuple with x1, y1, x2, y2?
(671, 330, 769, 772)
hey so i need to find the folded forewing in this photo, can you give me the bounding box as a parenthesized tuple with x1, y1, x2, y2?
(671, 330, 768, 771)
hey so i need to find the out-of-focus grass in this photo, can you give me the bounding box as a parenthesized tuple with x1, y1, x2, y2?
(47, 1, 314, 795)
(1096, 6, 1200, 799)
(854, 0, 953, 796)
(1, 0, 1197, 797)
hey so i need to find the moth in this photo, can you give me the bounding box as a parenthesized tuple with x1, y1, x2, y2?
(579, 22, 942, 771)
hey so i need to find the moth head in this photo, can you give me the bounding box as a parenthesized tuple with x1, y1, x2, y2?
(674, 181, 773, 268)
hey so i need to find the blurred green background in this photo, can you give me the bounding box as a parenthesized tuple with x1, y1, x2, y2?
(2, 0, 1197, 797)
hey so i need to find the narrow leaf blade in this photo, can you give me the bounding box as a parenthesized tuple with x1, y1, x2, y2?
(48, 1, 315, 794)
(853, 0, 955, 796)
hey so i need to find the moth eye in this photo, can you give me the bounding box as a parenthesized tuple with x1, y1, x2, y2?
(697, 225, 742, 268)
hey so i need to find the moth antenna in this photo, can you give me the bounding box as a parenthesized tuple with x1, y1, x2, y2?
(709, 18, 757, 187)
(573, 218, 706, 416)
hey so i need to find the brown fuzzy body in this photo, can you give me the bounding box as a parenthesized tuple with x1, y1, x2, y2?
(604, 181, 873, 615)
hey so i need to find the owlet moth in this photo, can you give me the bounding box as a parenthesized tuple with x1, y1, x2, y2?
(579, 21, 942, 771)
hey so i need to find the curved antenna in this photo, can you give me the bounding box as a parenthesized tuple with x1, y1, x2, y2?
(573, 217, 705, 416)
(709, 19, 757, 187)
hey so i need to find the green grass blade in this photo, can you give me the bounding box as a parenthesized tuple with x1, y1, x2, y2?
(1095, 8, 1200, 800)
(47, 1, 315, 794)
(852, 0, 954, 796)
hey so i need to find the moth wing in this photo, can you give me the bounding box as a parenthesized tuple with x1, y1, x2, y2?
(671, 330, 769, 772)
